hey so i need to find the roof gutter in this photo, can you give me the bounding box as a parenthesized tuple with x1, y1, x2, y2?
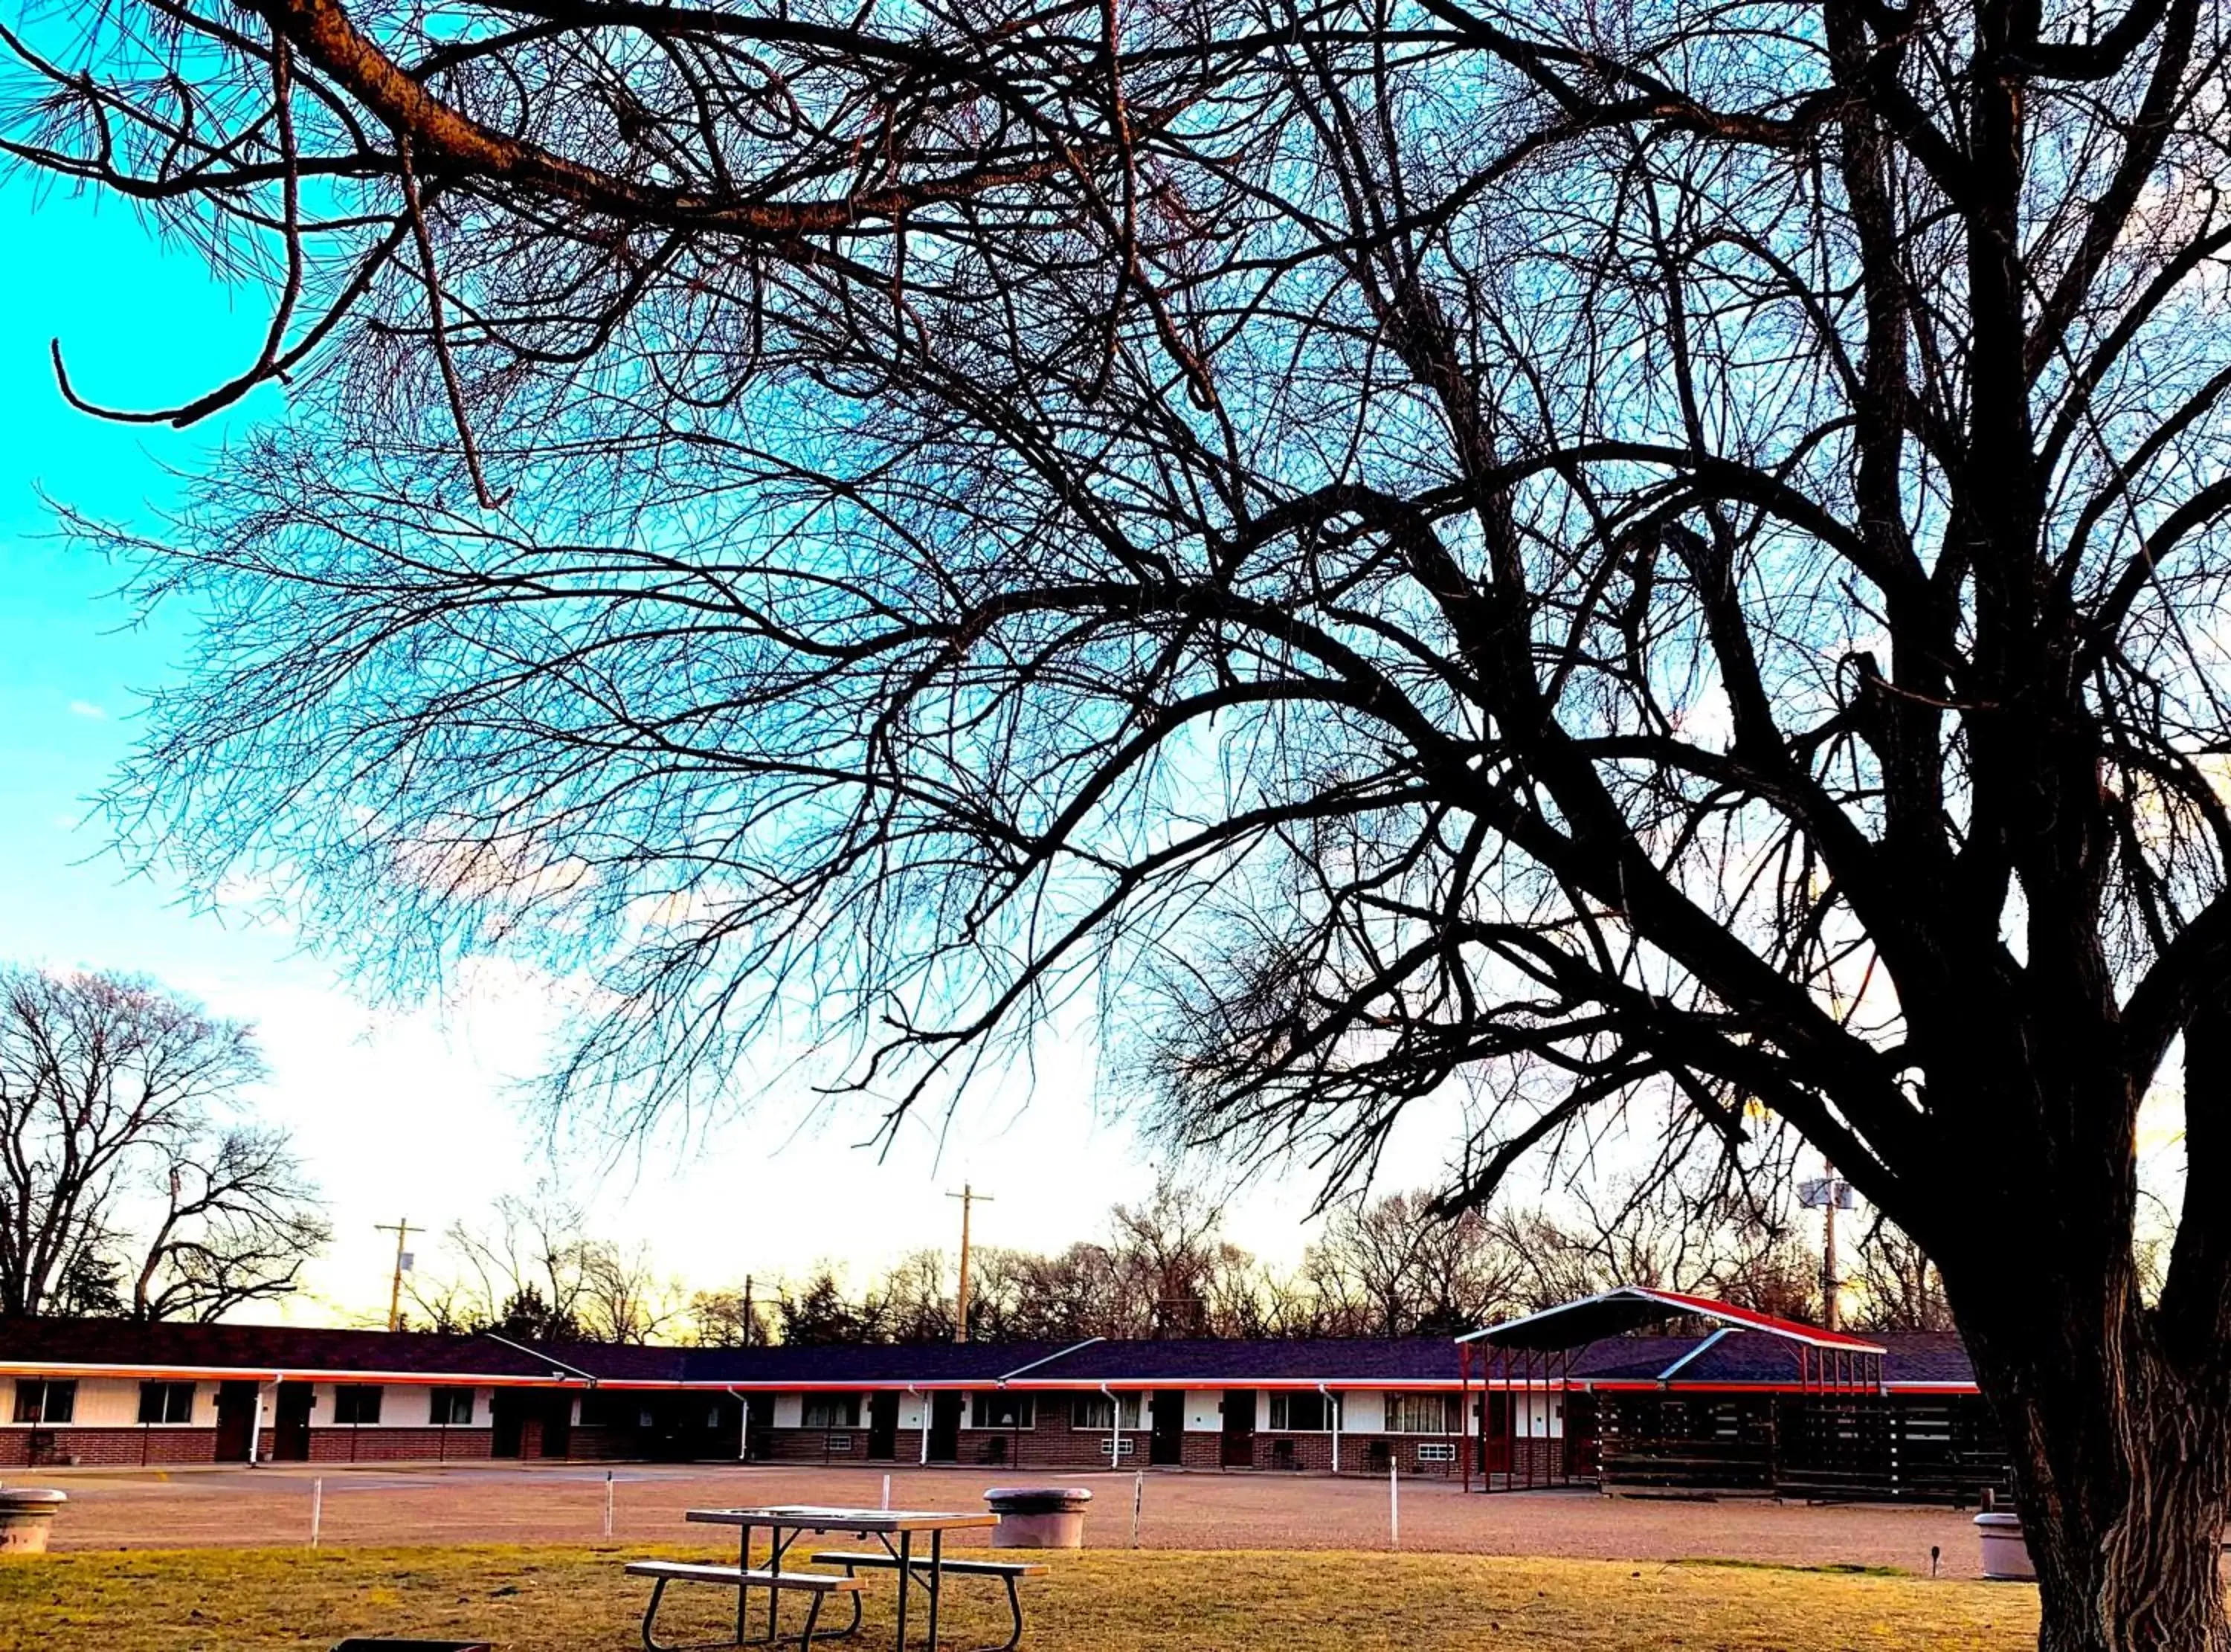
(997, 1336, 1104, 1387)
(480, 1332, 600, 1386)
(1655, 1326, 1735, 1387)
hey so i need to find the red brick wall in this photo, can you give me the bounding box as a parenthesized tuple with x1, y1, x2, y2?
(945, 1424, 1152, 1471)
(562, 1424, 629, 1462)
(0, 1427, 220, 1468)
(759, 1427, 873, 1464)
(0, 1425, 500, 1468)
(280, 1427, 495, 1464)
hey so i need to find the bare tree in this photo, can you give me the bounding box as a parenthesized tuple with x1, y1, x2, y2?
(416, 1189, 596, 1340)
(1106, 1180, 1235, 1338)
(875, 1249, 958, 1343)
(19, 0, 2231, 1641)
(132, 1128, 332, 1322)
(1304, 1190, 1529, 1336)
(686, 1285, 770, 1348)
(0, 967, 325, 1320)
(1851, 1222, 1957, 1333)
(579, 1239, 684, 1343)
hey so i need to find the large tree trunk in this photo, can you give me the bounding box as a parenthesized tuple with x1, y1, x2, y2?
(1954, 1283, 2231, 1651)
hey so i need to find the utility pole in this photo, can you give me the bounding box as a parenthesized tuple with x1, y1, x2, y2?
(946, 1184, 992, 1343)
(1821, 1170, 1841, 1332)
(1799, 1161, 1852, 1332)
(375, 1219, 414, 1333)
(741, 1275, 754, 1347)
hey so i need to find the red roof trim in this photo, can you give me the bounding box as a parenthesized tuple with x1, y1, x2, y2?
(1634, 1288, 1885, 1351)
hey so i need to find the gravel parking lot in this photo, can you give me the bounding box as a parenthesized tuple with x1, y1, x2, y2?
(2, 1462, 1987, 1577)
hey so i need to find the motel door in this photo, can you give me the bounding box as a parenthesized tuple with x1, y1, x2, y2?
(213, 1381, 259, 1462)
(1150, 1390, 1185, 1465)
(928, 1392, 962, 1462)
(502, 1388, 573, 1459)
(535, 1391, 573, 1458)
(868, 1392, 900, 1460)
(1220, 1389, 1256, 1468)
(273, 1381, 314, 1462)
(1482, 1392, 1513, 1474)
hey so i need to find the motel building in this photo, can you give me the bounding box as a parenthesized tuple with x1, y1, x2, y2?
(0, 1288, 2006, 1503)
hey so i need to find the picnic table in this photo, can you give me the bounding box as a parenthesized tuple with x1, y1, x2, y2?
(637, 1503, 1003, 1651)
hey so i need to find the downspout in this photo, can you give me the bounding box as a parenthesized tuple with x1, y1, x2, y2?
(724, 1388, 751, 1462)
(248, 1372, 279, 1467)
(1101, 1384, 1121, 1465)
(1319, 1384, 1339, 1475)
(915, 1385, 929, 1465)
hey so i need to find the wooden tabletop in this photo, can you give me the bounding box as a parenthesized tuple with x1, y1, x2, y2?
(686, 1506, 1001, 1534)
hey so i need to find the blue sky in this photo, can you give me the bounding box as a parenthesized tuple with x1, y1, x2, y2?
(0, 174, 1422, 1325)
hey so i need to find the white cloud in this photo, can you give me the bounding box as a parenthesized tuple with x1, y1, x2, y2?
(66, 699, 106, 720)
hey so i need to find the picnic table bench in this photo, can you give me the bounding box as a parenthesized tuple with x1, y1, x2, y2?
(807, 1552, 1049, 1652)
(625, 1560, 864, 1651)
(631, 1504, 1009, 1652)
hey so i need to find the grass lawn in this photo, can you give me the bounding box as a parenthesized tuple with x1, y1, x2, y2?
(0, 1542, 2041, 1651)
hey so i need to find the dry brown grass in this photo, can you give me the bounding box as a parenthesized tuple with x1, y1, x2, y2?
(0, 1542, 2040, 1651)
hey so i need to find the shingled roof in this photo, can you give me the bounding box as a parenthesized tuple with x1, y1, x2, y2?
(0, 1317, 563, 1381)
(0, 1310, 1979, 1393)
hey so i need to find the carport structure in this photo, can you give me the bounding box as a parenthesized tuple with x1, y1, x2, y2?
(1457, 1287, 1887, 1494)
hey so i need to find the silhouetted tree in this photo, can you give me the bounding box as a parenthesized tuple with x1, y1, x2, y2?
(776, 1268, 886, 1346)
(0, 967, 326, 1321)
(687, 1285, 770, 1348)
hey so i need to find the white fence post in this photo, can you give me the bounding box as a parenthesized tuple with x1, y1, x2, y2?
(310, 1477, 323, 1548)
(881, 1474, 892, 1511)
(604, 1470, 615, 1538)
(1131, 1470, 1144, 1548)
(1388, 1462, 1400, 1550)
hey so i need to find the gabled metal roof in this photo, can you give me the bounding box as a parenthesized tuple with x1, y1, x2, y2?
(1458, 1285, 1887, 1355)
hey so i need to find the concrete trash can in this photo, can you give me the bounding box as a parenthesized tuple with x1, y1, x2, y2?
(984, 1486, 1091, 1549)
(1975, 1511, 2035, 1581)
(0, 1488, 66, 1555)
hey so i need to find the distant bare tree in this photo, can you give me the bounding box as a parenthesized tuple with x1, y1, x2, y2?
(775, 1266, 888, 1346)
(1851, 1222, 1957, 1333)
(1108, 1179, 1252, 1339)
(968, 1243, 1120, 1343)
(579, 1239, 683, 1344)
(0, 967, 325, 1320)
(875, 1249, 957, 1343)
(132, 1127, 332, 1321)
(418, 1188, 597, 1340)
(686, 1285, 770, 1349)
(1304, 1190, 1528, 1337)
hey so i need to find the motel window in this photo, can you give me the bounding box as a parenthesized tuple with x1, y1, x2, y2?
(1385, 1393, 1459, 1434)
(13, 1378, 76, 1424)
(333, 1384, 384, 1425)
(1068, 1393, 1141, 1430)
(428, 1387, 474, 1426)
(973, 1393, 1035, 1430)
(1415, 1442, 1458, 1463)
(138, 1381, 196, 1424)
(802, 1395, 861, 1429)
(1267, 1393, 1336, 1432)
